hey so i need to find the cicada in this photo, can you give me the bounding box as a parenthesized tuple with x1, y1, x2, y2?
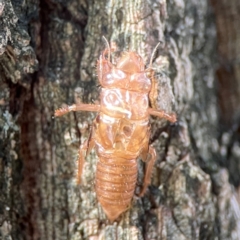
(55, 38, 176, 221)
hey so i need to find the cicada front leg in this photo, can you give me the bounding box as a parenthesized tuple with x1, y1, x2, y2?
(55, 103, 100, 117)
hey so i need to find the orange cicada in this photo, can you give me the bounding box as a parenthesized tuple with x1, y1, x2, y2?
(55, 38, 176, 221)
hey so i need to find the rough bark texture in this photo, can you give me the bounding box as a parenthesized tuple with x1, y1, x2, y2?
(0, 0, 240, 239)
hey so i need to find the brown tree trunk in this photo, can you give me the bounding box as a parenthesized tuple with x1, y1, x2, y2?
(0, 0, 239, 239)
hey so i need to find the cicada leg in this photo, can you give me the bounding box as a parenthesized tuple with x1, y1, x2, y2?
(55, 103, 99, 184)
(55, 103, 100, 117)
(139, 146, 157, 197)
(77, 140, 88, 184)
(77, 124, 96, 184)
(148, 108, 177, 123)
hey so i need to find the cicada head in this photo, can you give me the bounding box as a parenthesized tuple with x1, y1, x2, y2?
(116, 52, 145, 74)
(97, 48, 151, 94)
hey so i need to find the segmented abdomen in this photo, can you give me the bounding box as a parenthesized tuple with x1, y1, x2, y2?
(95, 154, 138, 221)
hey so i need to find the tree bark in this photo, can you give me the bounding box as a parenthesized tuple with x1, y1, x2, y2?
(0, 0, 239, 239)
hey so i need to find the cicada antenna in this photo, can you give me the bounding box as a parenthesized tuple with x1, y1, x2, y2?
(149, 42, 162, 69)
(102, 36, 111, 62)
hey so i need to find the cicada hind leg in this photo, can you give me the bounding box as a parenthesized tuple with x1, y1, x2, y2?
(77, 120, 96, 184)
(139, 146, 157, 197)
